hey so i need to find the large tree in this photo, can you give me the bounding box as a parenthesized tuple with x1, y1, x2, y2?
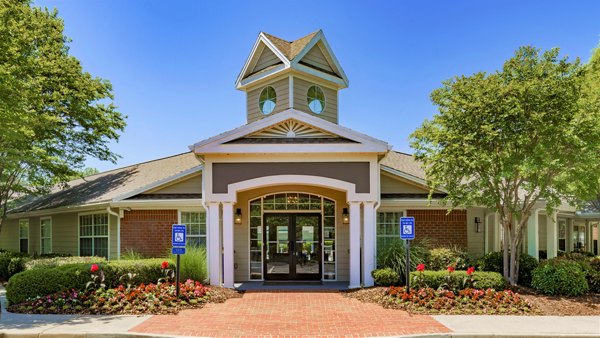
(0, 0, 126, 226)
(410, 45, 600, 285)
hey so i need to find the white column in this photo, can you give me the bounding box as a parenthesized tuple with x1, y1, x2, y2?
(362, 201, 377, 287)
(546, 211, 558, 259)
(207, 202, 221, 286)
(493, 213, 501, 252)
(222, 202, 234, 288)
(585, 220, 590, 253)
(566, 219, 573, 252)
(527, 209, 539, 260)
(348, 201, 361, 289)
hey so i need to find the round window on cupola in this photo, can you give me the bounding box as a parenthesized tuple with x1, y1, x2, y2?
(307, 85, 325, 114)
(259, 86, 276, 115)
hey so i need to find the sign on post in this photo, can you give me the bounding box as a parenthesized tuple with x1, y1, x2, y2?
(400, 217, 415, 240)
(400, 217, 415, 293)
(171, 224, 186, 298)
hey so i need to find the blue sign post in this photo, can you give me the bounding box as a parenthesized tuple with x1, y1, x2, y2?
(172, 224, 186, 298)
(400, 217, 415, 292)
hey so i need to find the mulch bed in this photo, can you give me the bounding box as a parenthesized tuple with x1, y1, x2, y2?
(344, 287, 600, 316)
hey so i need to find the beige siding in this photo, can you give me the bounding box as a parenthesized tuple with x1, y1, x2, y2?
(538, 215, 547, 251)
(52, 213, 79, 256)
(234, 185, 349, 282)
(380, 174, 428, 194)
(301, 43, 334, 73)
(252, 47, 281, 73)
(148, 174, 202, 194)
(293, 77, 338, 123)
(246, 77, 290, 123)
(0, 219, 20, 252)
(110, 214, 119, 260)
(466, 207, 485, 257)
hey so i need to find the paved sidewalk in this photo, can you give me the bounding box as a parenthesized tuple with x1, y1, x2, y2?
(435, 315, 600, 337)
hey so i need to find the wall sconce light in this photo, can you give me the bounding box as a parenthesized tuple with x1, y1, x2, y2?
(234, 208, 242, 224)
(474, 217, 481, 233)
(342, 208, 350, 224)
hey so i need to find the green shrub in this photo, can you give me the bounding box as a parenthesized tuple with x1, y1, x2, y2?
(6, 258, 174, 305)
(7, 257, 30, 277)
(24, 256, 107, 270)
(168, 245, 207, 282)
(532, 258, 588, 296)
(478, 251, 539, 287)
(372, 268, 399, 286)
(6, 264, 90, 305)
(0, 251, 29, 280)
(409, 270, 506, 290)
(121, 249, 146, 260)
(427, 246, 475, 271)
(377, 239, 429, 283)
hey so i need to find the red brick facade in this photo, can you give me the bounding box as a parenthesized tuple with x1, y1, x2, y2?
(407, 209, 468, 248)
(121, 210, 178, 257)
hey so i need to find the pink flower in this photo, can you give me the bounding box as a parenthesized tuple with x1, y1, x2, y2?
(467, 266, 475, 276)
(91, 264, 99, 273)
(161, 261, 169, 269)
(416, 263, 425, 272)
(447, 265, 455, 273)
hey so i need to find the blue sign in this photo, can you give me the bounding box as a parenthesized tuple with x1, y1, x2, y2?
(172, 247, 186, 255)
(172, 224, 186, 247)
(400, 217, 415, 240)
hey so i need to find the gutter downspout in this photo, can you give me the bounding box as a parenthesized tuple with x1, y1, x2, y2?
(106, 206, 120, 260)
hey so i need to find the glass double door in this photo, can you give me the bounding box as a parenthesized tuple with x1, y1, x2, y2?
(264, 213, 321, 280)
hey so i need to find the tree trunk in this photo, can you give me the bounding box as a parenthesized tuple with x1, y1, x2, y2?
(502, 222, 510, 282)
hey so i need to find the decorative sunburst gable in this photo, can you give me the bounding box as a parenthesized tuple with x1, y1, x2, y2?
(247, 119, 338, 139)
(190, 109, 390, 155)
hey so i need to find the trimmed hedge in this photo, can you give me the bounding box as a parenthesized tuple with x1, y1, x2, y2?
(6, 258, 175, 305)
(532, 258, 588, 296)
(409, 270, 507, 290)
(426, 247, 475, 271)
(372, 268, 399, 286)
(24, 256, 106, 270)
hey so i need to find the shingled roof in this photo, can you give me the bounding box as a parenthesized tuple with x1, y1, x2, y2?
(262, 31, 319, 60)
(9, 152, 202, 214)
(380, 151, 427, 181)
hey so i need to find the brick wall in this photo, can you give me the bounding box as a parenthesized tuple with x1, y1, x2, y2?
(407, 209, 467, 248)
(121, 210, 178, 257)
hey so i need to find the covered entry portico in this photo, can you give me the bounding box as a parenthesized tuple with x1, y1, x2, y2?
(190, 110, 390, 288)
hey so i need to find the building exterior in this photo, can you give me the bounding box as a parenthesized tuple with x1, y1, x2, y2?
(1, 30, 598, 288)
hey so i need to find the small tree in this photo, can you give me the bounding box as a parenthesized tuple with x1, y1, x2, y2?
(411, 45, 600, 285)
(0, 0, 126, 227)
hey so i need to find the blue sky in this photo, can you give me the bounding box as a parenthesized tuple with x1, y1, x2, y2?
(34, 0, 600, 172)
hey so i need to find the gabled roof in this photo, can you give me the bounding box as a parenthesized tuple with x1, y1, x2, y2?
(189, 109, 390, 155)
(236, 30, 349, 90)
(9, 153, 202, 215)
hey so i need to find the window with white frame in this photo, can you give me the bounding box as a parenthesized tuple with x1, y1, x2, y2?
(40, 217, 52, 254)
(79, 213, 109, 258)
(558, 219, 566, 252)
(181, 211, 206, 247)
(377, 211, 404, 254)
(19, 219, 29, 254)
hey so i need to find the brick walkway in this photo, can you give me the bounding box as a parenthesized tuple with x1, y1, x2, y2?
(130, 291, 451, 337)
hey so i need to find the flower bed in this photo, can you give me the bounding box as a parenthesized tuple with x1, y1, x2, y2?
(384, 286, 538, 314)
(7, 279, 235, 315)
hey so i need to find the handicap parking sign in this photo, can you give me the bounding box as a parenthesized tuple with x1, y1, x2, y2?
(400, 217, 415, 240)
(172, 224, 186, 247)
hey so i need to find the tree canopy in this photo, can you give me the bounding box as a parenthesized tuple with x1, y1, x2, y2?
(0, 0, 126, 220)
(410, 45, 600, 284)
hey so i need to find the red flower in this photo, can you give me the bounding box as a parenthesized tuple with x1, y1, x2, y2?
(447, 265, 455, 273)
(467, 266, 475, 276)
(161, 261, 169, 269)
(91, 264, 99, 273)
(416, 263, 425, 272)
